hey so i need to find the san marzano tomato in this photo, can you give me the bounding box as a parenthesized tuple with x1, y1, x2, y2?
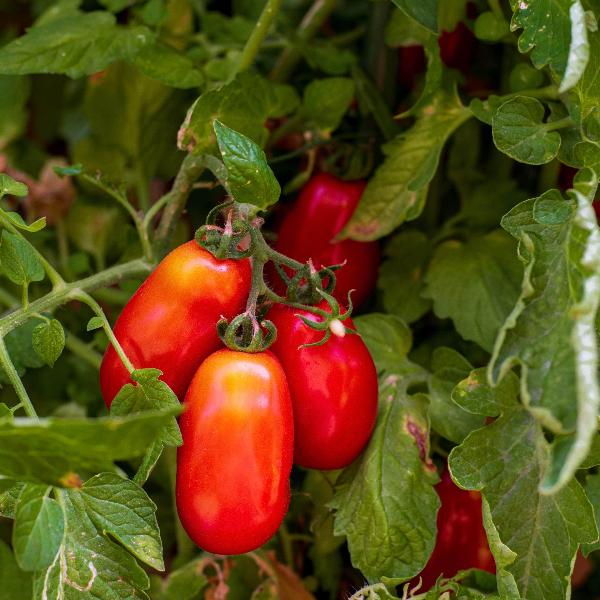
(176, 349, 294, 555)
(100, 241, 251, 406)
(268, 301, 378, 470)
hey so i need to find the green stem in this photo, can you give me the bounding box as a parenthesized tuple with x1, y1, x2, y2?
(0, 336, 37, 418)
(236, 0, 284, 73)
(153, 155, 210, 259)
(134, 164, 150, 212)
(0, 258, 151, 337)
(21, 284, 28, 310)
(545, 116, 574, 132)
(74, 292, 134, 373)
(65, 332, 103, 371)
(269, 0, 338, 82)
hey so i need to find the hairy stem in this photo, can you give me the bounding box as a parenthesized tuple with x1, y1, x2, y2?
(0, 336, 37, 417)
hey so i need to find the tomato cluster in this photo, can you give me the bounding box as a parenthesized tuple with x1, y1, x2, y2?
(99, 179, 379, 554)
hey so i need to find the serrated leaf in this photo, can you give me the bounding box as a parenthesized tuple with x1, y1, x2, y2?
(13, 484, 64, 571)
(0, 13, 154, 78)
(343, 89, 470, 241)
(449, 406, 598, 600)
(300, 77, 355, 132)
(492, 96, 561, 164)
(80, 473, 163, 571)
(490, 187, 600, 493)
(509, 0, 573, 77)
(0, 173, 28, 197)
(33, 488, 150, 599)
(32, 319, 65, 368)
(378, 230, 433, 323)
(330, 379, 439, 581)
(391, 0, 438, 33)
(423, 230, 522, 352)
(0, 408, 180, 486)
(213, 120, 280, 209)
(0, 231, 45, 287)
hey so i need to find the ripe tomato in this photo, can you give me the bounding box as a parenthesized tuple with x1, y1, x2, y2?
(415, 468, 495, 590)
(176, 349, 294, 554)
(439, 22, 475, 72)
(269, 173, 380, 309)
(99, 241, 251, 406)
(268, 301, 378, 470)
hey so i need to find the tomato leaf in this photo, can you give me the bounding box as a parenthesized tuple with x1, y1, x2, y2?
(80, 472, 164, 571)
(32, 319, 65, 368)
(390, 0, 438, 33)
(12, 484, 64, 571)
(0, 231, 45, 287)
(300, 77, 355, 132)
(422, 230, 523, 352)
(330, 378, 439, 582)
(213, 120, 281, 209)
(449, 406, 598, 600)
(0, 408, 180, 486)
(0, 173, 28, 198)
(490, 183, 600, 493)
(0, 75, 30, 149)
(0, 539, 32, 599)
(0, 482, 24, 519)
(151, 557, 209, 600)
(492, 96, 562, 165)
(342, 88, 470, 241)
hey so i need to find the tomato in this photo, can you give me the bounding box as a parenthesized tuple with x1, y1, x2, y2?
(269, 173, 380, 309)
(176, 349, 294, 554)
(439, 22, 475, 72)
(100, 241, 251, 406)
(415, 468, 495, 590)
(268, 301, 378, 470)
(397, 45, 426, 90)
(572, 551, 594, 589)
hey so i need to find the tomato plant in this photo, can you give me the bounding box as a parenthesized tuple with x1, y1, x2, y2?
(176, 349, 293, 555)
(0, 1, 600, 599)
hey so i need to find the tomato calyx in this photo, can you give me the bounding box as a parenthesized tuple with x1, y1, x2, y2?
(217, 312, 277, 353)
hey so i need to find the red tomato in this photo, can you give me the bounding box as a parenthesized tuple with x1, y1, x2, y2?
(439, 22, 475, 72)
(176, 349, 294, 554)
(269, 173, 380, 309)
(99, 241, 251, 406)
(415, 469, 495, 590)
(268, 301, 378, 470)
(572, 551, 594, 589)
(397, 45, 426, 89)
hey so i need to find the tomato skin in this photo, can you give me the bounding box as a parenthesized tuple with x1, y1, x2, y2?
(99, 241, 251, 407)
(176, 349, 294, 554)
(270, 173, 380, 309)
(268, 301, 378, 470)
(416, 469, 495, 590)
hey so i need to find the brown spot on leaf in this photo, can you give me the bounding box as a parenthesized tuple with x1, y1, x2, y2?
(59, 471, 83, 488)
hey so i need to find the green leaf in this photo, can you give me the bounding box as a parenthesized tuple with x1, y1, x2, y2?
(509, 0, 573, 78)
(0, 13, 154, 78)
(4, 212, 47, 233)
(0, 173, 28, 197)
(152, 557, 209, 600)
(300, 77, 355, 132)
(80, 472, 163, 571)
(385, 8, 433, 46)
(0, 319, 46, 385)
(330, 379, 439, 581)
(33, 488, 150, 599)
(427, 348, 486, 443)
(492, 96, 562, 165)
(0, 408, 180, 486)
(0, 539, 32, 600)
(13, 484, 64, 571)
(32, 319, 65, 367)
(129, 42, 205, 89)
(0, 482, 24, 519)
(490, 187, 600, 493)
(423, 230, 523, 352)
(390, 0, 438, 33)
(378, 230, 433, 323)
(342, 89, 470, 241)
(449, 406, 598, 600)
(301, 43, 356, 75)
(213, 120, 281, 209)
(0, 75, 31, 150)
(0, 231, 45, 287)
(87, 316, 103, 331)
(559, 1, 590, 92)
(582, 472, 600, 555)
(474, 11, 510, 42)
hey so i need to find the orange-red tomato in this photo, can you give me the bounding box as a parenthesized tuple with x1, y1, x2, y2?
(268, 301, 378, 470)
(415, 469, 495, 589)
(100, 241, 251, 406)
(176, 350, 294, 554)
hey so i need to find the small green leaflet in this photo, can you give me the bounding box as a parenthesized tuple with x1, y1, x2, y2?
(300, 77, 355, 132)
(449, 406, 598, 600)
(390, 0, 438, 33)
(32, 319, 65, 368)
(342, 88, 470, 241)
(12, 484, 64, 572)
(0, 173, 28, 197)
(4, 212, 46, 233)
(489, 184, 600, 494)
(151, 557, 209, 600)
(492, 96, 562, 165)
(87, 316, 104, 331)
(213, 120, 281, 210)
(0, 231, 45, 287)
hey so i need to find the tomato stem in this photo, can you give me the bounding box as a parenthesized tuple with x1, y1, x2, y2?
(0, 336, 37, 418)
